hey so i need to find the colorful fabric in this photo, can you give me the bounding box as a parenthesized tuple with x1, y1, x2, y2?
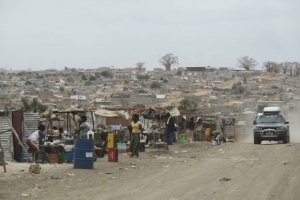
(130, 133, 140, 157)
(131, 121, 141, 134)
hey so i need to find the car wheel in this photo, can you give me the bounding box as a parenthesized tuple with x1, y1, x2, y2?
(254, 135, 261, 144)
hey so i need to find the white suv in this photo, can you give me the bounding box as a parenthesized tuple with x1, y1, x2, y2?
(253, 107, 290, 144)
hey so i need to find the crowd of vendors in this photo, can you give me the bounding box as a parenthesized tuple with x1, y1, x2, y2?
(25, 108, 234, 164)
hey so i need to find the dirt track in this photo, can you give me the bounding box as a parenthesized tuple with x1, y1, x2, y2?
(1, 134, 300, 200)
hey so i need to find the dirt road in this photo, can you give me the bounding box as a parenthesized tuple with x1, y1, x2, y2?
(1, 137, 300, 200)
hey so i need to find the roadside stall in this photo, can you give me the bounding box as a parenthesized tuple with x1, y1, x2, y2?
(37, 108, 96, 164)
(94, 109, 130, 154)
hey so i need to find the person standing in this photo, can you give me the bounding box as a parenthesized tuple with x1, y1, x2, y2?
(58, 127, 64, 141)
(187, 117, 195, 143)
(26, 124, 46, 162)
(219, 116, 227, 143)
(74, 115, 91, 139)
(165, 113, 176, 145)
(128, 114, 142, 158)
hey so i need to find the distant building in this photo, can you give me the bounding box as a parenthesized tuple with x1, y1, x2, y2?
(219, 67, 229, 71)
(185, 67, 206, 72)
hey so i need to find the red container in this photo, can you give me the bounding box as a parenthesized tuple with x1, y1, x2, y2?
(108, 148, 118, 162)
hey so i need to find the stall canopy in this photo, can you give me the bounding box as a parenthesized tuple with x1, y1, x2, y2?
(168, 107, 180, 117)
(94, 109, 130, 120)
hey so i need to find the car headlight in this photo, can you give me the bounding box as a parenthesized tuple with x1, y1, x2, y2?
(277, 126, 286, 131)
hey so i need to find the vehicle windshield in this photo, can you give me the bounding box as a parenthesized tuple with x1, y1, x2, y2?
(257, 115, 285, 123)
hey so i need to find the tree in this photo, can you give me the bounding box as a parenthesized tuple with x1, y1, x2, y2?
(231, 82, 245, 94)
(81, 74, 87, 81)
(159, 53, 178, 71)
(295, 65, 300, 76)
(280, 62, 291, 75)
(21, 98, 31, 112)
(21, 97, 47, 113)
(101, 70, 113, 79)
(262, 61, 280, 73)
(136, 62, 145, 72)
(176, 70, 183, 76)
(89, 76, 96, 81)
(137, 74, 150, 81)
(179, 98, 198, 111)
(237, 56, 257, 70)
(150, 81, 161, 89)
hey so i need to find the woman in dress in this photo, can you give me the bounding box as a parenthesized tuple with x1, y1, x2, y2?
(128, 114, 142, 158)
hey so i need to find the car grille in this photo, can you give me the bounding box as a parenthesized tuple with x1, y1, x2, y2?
(261, 127, 278, 131)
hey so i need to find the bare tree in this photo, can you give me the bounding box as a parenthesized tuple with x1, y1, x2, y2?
(159, 53, 178, 71)
(136, 62, 145, 72)
(280, 62, 291, 75)
(292, 62, 300, 76)
(237, 56, 257, 70)
(295, 65, 300, 76)
(263, 61, 276, 72)
(263, 61, 280, 73)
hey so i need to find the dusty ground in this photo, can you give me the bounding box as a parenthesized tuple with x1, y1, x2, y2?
(1, 122, 300, 200)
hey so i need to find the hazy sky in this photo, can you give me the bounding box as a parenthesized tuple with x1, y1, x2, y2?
(0, 0, 299, 70)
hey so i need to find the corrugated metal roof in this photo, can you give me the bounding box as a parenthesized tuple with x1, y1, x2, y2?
(0, 117, 13, 161)
(23, 112, 40, 140)
(21, 113, 40, 162)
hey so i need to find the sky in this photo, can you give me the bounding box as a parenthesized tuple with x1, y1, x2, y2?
(0, 0, 299, 71)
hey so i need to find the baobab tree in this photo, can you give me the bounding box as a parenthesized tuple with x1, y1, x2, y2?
(280, 62, 292, 75)
(136, 62, 145, 72)
(159, 53, 178, 71)
(237, 56, 257, 70)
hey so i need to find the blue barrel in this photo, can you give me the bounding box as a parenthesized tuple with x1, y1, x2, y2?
(73, 139, 94, 169)
(66, 152, 74, 163)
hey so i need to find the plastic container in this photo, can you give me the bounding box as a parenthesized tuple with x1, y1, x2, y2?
(108, 133, 117, 149)
(177, 134, 186, 143)
(48, 153, 58, 164)
(117, 143, 126, 153)
(58, 152, 66, 163)
(205, 128, 212, 141)
(108, 148, 118, 162)
(87, 130, 94, 140)
(66, 152, 74, 163)
(73, 139, 94, 169)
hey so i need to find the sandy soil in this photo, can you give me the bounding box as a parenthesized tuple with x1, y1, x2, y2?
(1, 128, 300, 200)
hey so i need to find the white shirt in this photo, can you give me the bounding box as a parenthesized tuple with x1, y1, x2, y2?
(28, 130, 40, 142)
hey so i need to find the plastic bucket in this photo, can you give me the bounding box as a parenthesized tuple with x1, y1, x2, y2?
(139, 142, 145, 152)
(73, 139, 94, 169)
(117, 143, 126, 153)
(48, 153, 58, 164)
(177, 134, 185, 143)
(205, 128, 212, 141)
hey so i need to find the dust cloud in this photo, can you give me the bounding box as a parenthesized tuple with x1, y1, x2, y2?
(286, 108, 300, 143)
(234, 113, 256, 144)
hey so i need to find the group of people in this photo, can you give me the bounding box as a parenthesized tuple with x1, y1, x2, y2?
(26, 115, 91, 162)
(26, 113, 228, 162)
